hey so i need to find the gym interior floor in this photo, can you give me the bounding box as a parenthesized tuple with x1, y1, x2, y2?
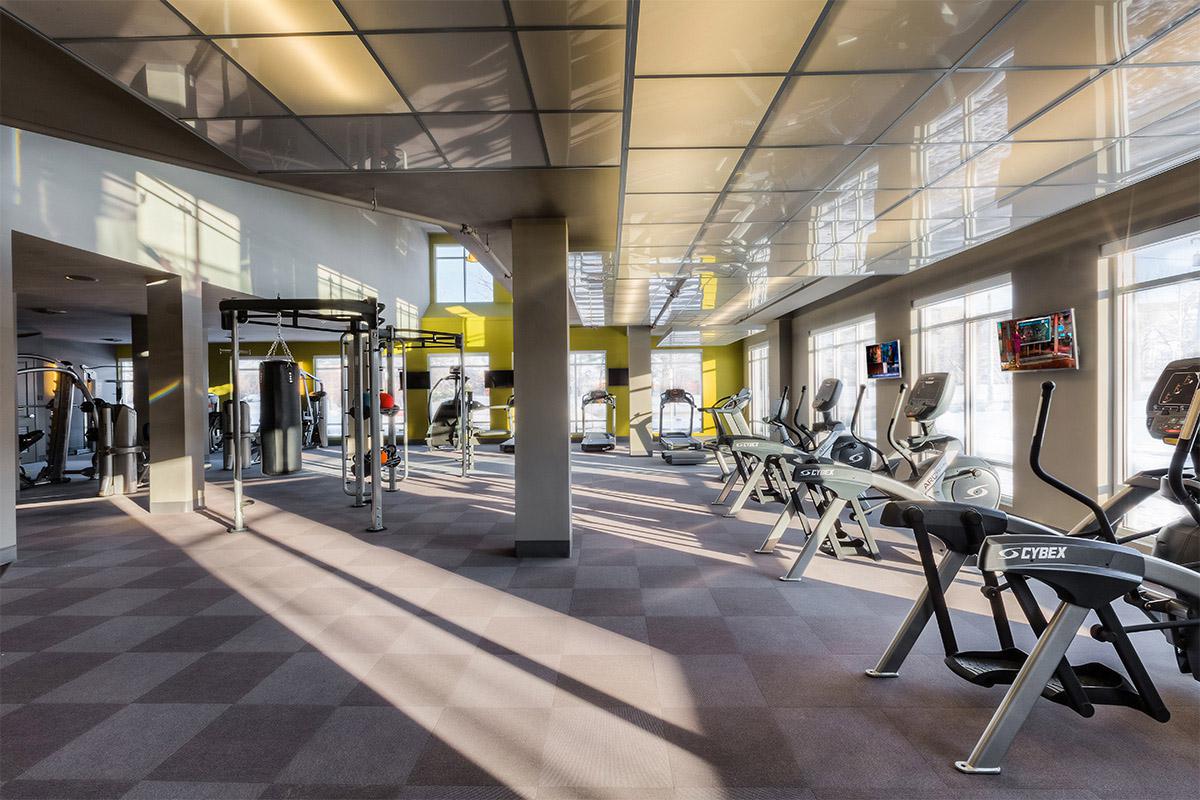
(4, 448, 1197, 800)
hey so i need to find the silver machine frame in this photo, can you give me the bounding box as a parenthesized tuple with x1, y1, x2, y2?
(391, 327, 469, 479)
(219, 297, 385, 533)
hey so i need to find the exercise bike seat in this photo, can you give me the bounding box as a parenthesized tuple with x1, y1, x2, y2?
(880, 500, 1011, 554)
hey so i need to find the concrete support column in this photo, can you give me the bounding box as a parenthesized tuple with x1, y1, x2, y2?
(1, 235, 17, 568)
(146, 275, 208, 514)
(512, 219, 571, 557)
(626, 326, 654, 456)
(767, 318, 793, 403)
(130, 314, 150, 444)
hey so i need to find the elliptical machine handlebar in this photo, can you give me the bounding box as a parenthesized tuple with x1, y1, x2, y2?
(849, 384, 866, 438)
(1167, 387, 1200, 526)
(791, 385, 817, 450)
(1031, 381, 1118, 542)
(886, 383, 919, 477)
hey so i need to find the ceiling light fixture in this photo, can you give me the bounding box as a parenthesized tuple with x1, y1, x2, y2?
(65, 274, 98, 282)
(145, 276, 171, 287)
(33, 307, 68, 315)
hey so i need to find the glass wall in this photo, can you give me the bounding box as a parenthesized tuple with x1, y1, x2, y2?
(435, 244, 493, 304)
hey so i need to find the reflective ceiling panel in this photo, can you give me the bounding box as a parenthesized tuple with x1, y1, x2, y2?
(760, 73, 938, 146)
(880, 69, 1096, 145)
(66, 38, 288, 118)
(303, 115, 444, 169)
(625, 149, 740, 192)
(509, 0, 626, 27)
(965, 0, 1197, 67)
(340, 0, 509, 29)
(635, 0, 823, 75)
(803, 0, 1016, 71)
(368, 33, 531, 112)
(540, 112, 621, 166)
(622, 193, 721, 224)
(217, 35, 408, 115)
(3, 0, 1197, 333)
(0, 0, 190, 37)
(629, 77, 782, 147)
(423, 113, 546, 168)
(187, 117, 345, 171)
(520, 30, 625, 110)
(170, 0, 350, 34)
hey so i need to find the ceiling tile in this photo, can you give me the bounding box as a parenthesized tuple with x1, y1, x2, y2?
(711, 192, 817, 224)
(303, 115, 444, 169)
(369, 32, 531, 112)
(847, 143, 979, 190)
(635, 0, 823, 75)
(509, 0, 626, 26)
(341, 0, 508, 29)
(966, 0, 1197, 67)
(731, 147, 865, 191)
(698, 222, 780, 246)
(66, 38, 287, 118)
(622, 193, 720, 224)
(957, 140, 1108, 188)
(803, 0, 1016, 71)
(217, 35, 408, 115)
(629, 77, 782, 147)
(188, 117, 344, 170)
(1131, 11, 1200, 63)
(1038, 134, 1200, 186)
(519, 30, 625, 110)
(621, 223, 702, 247)
(423, 113, 545, 167)
(760, 73, 938, 146)
(1013, 66, 1200, 141)
(625, 149, 740, 192)
(882, 69, 1096, 145)
(540, 112, 620, 165)
(170, 0, 351, 35)
(0, 0, 191, 37)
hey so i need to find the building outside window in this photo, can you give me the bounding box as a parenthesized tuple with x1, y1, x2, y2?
(435, 244, 493, 304)
(747, 342, 770, 437)
(1108, 222, 1200, 531)
(916, 278, 1014, 498)
(236, 357, 264, 429)
(428, 353, 490, 427)
(569, 351, 608, 434)
(651, 350, 703, 434)
(809, 316, 878, 442)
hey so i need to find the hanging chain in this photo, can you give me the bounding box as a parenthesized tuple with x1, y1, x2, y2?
(264, 312, 295, 362)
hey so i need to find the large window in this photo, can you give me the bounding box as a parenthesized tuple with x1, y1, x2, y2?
(1110, 223, 1200, 531)
(809, 317, 878, 442)
(237, 357, 264, 429)
(747, 342, 770, 437)
(652, 350, 703, 433)
(428, 353, 490, 427)
(312, 355, 344, 437)
(569, 351, 608, 434)
(917, 279, 1013, 497)
(435, 244, 493, 304)
(116, 358, 134, 405)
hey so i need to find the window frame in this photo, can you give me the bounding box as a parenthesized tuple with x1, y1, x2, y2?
(808, 314, 877, 441)
(747, 341, 771, 437)
(568, 351, 608, 434)
(915, 275, 1014, 501)
(434, 243, 493, 305)
(651, 349, 703, 434)
(1105, 219, 1200, 534)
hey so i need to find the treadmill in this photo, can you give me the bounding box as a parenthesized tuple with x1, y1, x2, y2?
(659, 388, 708, 465)
(580, 390, 617, 452)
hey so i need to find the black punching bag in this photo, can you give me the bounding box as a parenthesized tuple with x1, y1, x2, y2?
(260, 359, 302, 475)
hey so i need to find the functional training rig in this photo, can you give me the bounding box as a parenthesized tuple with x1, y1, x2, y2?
(389, 327, 468, 479)
(219, 297, 385, 533)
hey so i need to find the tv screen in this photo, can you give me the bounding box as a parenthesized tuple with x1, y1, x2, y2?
(998, 308, 1078, 372)
(865, 339, 902, 379)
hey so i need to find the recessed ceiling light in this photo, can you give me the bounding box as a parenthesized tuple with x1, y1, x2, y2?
(101, 337, 123, 342)
(33, 307, 68, 315)
(145, 276, 171, 286)
(65, 274, 98, 282)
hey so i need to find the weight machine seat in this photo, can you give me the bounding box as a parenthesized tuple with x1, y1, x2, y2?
(880, 499, 1011, 554)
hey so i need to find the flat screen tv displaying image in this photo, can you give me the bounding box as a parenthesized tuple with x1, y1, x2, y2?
(997, 308, 1078, 372)
(865, 339, 902, 379)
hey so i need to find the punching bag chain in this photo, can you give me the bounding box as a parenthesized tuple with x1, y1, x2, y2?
(264, 312, 296, 363)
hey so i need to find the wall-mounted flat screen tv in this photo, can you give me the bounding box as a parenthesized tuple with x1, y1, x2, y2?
(998, 308, 1078, 372)
(865, 339, 902, 379)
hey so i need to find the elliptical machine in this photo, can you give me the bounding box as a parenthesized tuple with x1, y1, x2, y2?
(426, 367, 481, 451)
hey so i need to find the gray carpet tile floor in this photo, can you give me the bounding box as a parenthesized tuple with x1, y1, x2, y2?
(3, 448, 1198, 800)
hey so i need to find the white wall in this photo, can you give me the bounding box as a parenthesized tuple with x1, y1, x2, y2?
(1, 127, 430, 320)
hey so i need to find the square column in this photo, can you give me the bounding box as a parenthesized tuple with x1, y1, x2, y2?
(146, 275, 208, 514)
(626, 325, 654, 456)
(512, 219, 571, 557)
(0, 235, 16, 568)
(130, 314, 150, 445)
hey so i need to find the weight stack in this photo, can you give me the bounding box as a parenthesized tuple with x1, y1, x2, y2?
(260, 359, 302, 475)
